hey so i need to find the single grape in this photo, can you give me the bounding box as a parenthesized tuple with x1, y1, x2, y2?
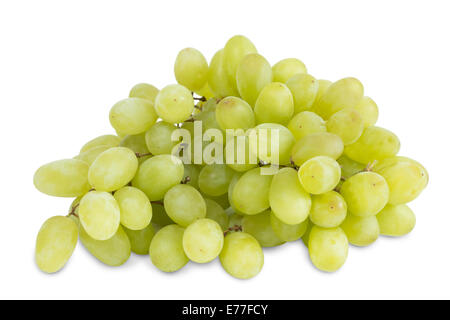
(340, 213, 379, 246)
(254, 82, 294, 125)
(76, 145, 111, 166)
(242, 210, 285, 247)
(114, 186, 152, 230)
(311, 79, 332, 110)
(224, 134, 258, 172)
(123, 224, 155, 255)
(149, 225, 188, 272)
(291, 132, 344, 166)
(151, 203, 174, 227)
(208, 49, 238, 97)
(216, 96, 255, 131)
(129, 83, 159, 103)
(183, 218, 224, 263)
(174, 48, 208, 92)
(376, 204, 416, 236)
(228, 213, 243, 229)
(270, 211, 309, 242)
(205, 193, 230, 210)
(164, 184, 206, 227)
(354, 96, 379, 128)
(183, 164, 201, 189)
(145, 121, 178, 155)
(195, 83, 215, 99)
(309, 226, 348, 272)
(155, 84, 195, 124)
(272, 58, 307, 83)
(110, 98, 157, 135)
(227, 171, 243, 212)
(326, 108, 364, 145)
(286, 73, 319, 113)
(119, 133, 151, 163)
(336, 155, 365, 180)
(309, 191, 347, 228)
(198, 164, 235, 196)
(204, 198, 229, 231)
(298, 156, 341, 194)
(287, 111, 326, 141)
(80, 134, 121, 154)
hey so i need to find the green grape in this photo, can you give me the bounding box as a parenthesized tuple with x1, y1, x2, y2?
(354, 96, 379, 128)
(79, 191, 120, 241)
(232, 167, 273, 215)
(291, 132, 344, 166)
(341, 213, 379, 246)
(206, 193, 230, 210)
(376, 204, 416, 236)
(314, 77, 364, 119)
(272, 58, 307, 83)
(269, 168, 311, 225)
(129, 83, 159, 103)
(287, 111, 326, 141)
(301, 219, 313, 247)
(145, 121, 178, 155)
(298, 156, 341, 194)
(216, 97, 255, 131)
(132, 155, 184, 201)
(286, 73, 319, 113)
(109, 98, 158, 135)
(208, 49, 238, 97)
(80, 225, 131, 266)
(326, 108, 364, 145)
(80, 134, 121, 154)
(182, 218, 224, 263)
(164, 184, 206, 227)
(228, 213, 243, 228)
(114, 186, 152, 230)
(119, 133, 151, 163)
(34, 159, 90, 197)
(254, 82, 294, 125)
(151, 203, 174, 227)
(311, 79, 332, 110)
(270, 211, 309, 242)
(122, 224, 155, 255)
(192, 101, 224, 136)
(149, 224, 188, 272)
(344, 126, 400, 164)
(35, 216, 78, 273)
(155, 84, 195, 124)
(204, 198, 229, 231)
(374, 156, 428, 205)
(236, 53, 272, 106)
(310, 191, 347, 228)
(224, 134, 257, 172)
(337, 155, 365, 180)
(183, 164, 201, 189)
(88, 147, 138, 192)
(198, 164, 235, 197)
(195, 83, 214, 99)
(340, 172, 389, 217)
(174, 48, 208, 92)
(242, 210, 285, 247)
(227, 171, 243, 211)
(219, 232, 264, 279)
(308, 226, 348, 272)
(75, 145, 111, 166)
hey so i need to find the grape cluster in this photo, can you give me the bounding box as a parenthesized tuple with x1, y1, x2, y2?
(34, 35, 428, 277)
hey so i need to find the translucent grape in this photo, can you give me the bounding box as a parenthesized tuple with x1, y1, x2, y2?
(224, 134, 258, 172)
(376, 204, 416, 236)
(76, 145, 111, 166)
(272, 58, 307, 83)
(298, 156, 341, 194)
(145, 121, 178, 155)
(242, 210, 285, 247)
(340, 213, 379, 246)
(287, 111, 326, 141)
(155, 84, 195, 124)
(164, 184, 206, 227)
(286, 73, 319, 113)
(183, 164, 201, 189)
(195, 83, 214, 99)
(123, 224, 155, 255)
(149, 225, 188, 272)
(254, 82, 294, 125)
(206, 193, 230, 210)
(109, 98, 157, 135)
(80, 135, 121, 154)
(354, 96, 379, 128)
(198, 164, 235, 197)
(301, 219, 313, 247)
(174, 48, 208, 92)
(151, 203, 174, 227)
(309, 191, 347, 228)
(129, 83, 159, 103)
(119, 133, 151, 163)
(270, 212, 309, 242)
(114, 186, 152, 230)
(216, 96, 255, 131)
(326, 108, 364, 145)
(228, 213, 243, 229)
(208, 49, 238, 97)
(309, 226, 348, 272)
(291, 132, 344, 166)
(204, 198, 229, 231)
(227, 171, 243, 211)
(337, 155, 365, 180)
(311, 79, 332, 110)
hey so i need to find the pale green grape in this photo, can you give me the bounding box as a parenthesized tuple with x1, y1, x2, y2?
(326, 108, 364, 145)
(183, 164, 201, 189)
(224, 134, 258, 172)
(76, 145, 111, 166)
(337, 155, 365, 180)
(309, 226, 348, 272)
(174, 47, 208, 92)
(286, 73, 319, 113)
(79, 191, 120, 240)
(114, 186, 152, 230)
(80, 134, 121, 153)
(208, 49, 238, 97)
(311, 79, 332, 110)
(206, 193, 230, 210)
(340, 213, 379, 246)
(122, 224, 155, 255)
(151, 203, 174, 227)
(227, 171, 243, 211)
(376, 204, 416, 236)
(242, 210, 285, 247)
(195, 83, 214, 99)
(287, 111, 326, 141)
(291, 132, 344, 166)
(270, 211, 309, 242)
(198, 164, 235, 196)
(35, 216, 78, 273)
(145, 121, 178, 155)
(354, 96, 379, 128)
(182, 218, 224, 263)
(228, 213, 243, 228)
(155, 84, 195, 124)
(204, 198, 229, 231)
(129, 83, 159, 103)
(119, 133, 151, 163)
(310, 191, 347, 228)
(164, 184, 206, 227)
(272, 58, 307, 83)
(109, 98, 158, 135)
(340, 172, 389, 217)
(132, 155, 184, 201)
(216, 97, 255, 131)
(149, 224, 188, 272)
(301, 219, 313, 247)
(219, 232, 263, 279)
(269, 168, 311, 225)
(80, 225, 131, 266)
(254, 82, 294, 125)
(344, 126, 400, 164)
(34, 159, 90, 197)
(298, 156, 341, 194)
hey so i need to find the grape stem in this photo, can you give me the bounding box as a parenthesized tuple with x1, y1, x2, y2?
(67, 203, 79, 218)
(180, 176, 191, 184)
(363, 160, 378, 172)
(223, 225, 242, 236)
(135, 152, 152, 158)
(193, 96, 207, 102)
(151, 201, 164, 206)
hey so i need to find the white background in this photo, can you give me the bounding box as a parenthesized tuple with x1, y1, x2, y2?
(0, 0, 448, 300)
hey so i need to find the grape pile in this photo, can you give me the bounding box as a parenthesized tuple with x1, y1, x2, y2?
(34, 35, 428, 277)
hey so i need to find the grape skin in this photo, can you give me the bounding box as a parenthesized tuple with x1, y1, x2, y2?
(129, 83, 159, 104)
(286, 73, 319, 113)
(174, 48, 208, 92)
(270, 212, 309, 242)
(164, 184, 206, 227)
(80, 134, 121, 154)
(123, 224, 155, 255)
(326, 108, 364, 145)
(242, 210, 285, 247)
(309, 191, 347, 228)
(341, 213, 380, 246)
(155, 84, 195, 124)
(114, 186, 152, 231)
(204, 198, 229, 231)
(287, 111, 326, 141)
(309, 226, 348, 272)
(216, 96, 255, 131)
(109, 98, 158, 135)
(291, 132, 344, 166)
(254, 82, 294, 125)
(376, 204, 416, 237)
(298, 156, 341, 195)
(272, 58, 307, 83)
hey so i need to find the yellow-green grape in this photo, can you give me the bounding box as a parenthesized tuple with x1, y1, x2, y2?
(337, 155, 365, 180)
(341, 214, 379, 246)
(164, 184, 206, 227)
(151, 202, 174, 227)
(192, 101, 224, 135)
(272, 58, 307, 83)
(326, 108, 364, 145)
(122, 224, 155, 255)
(35, 216, 78, 273)
(183, 164, 201, 189)
(314, 77, 364, 120)
(254, 82, 294, 125)
(232, 167, 273, 215)
(224, 134, 258, 172)
(129, 83, 159, 103)
(80, 134, 121, 154)
(236, 53, 272, 106)
(354, 96, 379, 128)
(269, 168, 311, 225)
(208, 49, 238, 97)
(311, 79, 332, 110)
(195, 83, 214, 99)
(228, 213, 243, 228)
(376, 204, 416, 236)
(216, 97, 255, 131)
(287, 111, 326, 141)
(204, 198, 229, 231)
(155, 84, 195, 124)
(291, 132, 344, 166)
(34, 159, 90, 197)
(344, 126, 401, 164)
(298, 156, 341, 194)
(206, 193, 230, 210)
(149, 225, 188, 272)
(174, 47, 208, 92)
(310, 191, 347, 228)
(75, 145, 111, 166)
(301, 219, 313, 247)
(182, 218, 224, 263)
(270, 211, 309, 242)
(114, 186, 152, 230)
(286, 73, 319, 113)
(110, 98, 157, 135)
(198, 164, 235, 197)
(119, 133, 151, 163)
(79, 191, 120, 241)
(340, 172, 389, 217)
(132, 155, 184, 201)
(80, 225, 131, 266)
(145, 121, 178, 155)
(374, 156, 428, 205)
(227, 171, 243, 211)
(242, 210, 284, 247)
(219, 232, 264, 279)
(309, 226, 348, 272)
